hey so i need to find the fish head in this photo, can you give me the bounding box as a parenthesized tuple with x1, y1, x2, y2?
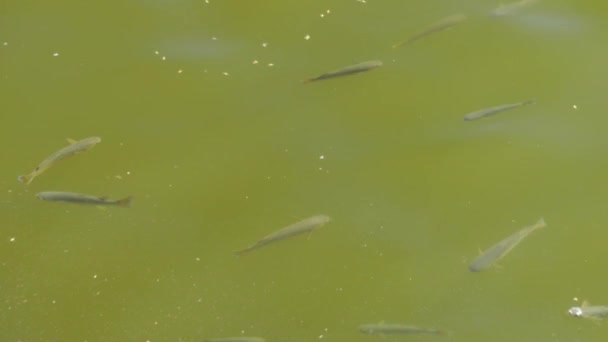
(568, 306, 583, 317)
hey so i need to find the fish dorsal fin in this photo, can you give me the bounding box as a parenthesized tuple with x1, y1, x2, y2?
(66, 138, 78, 144)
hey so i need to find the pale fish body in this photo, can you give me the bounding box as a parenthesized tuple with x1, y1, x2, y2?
(469, 217, 546, 272)
(359, 323, 444, 335)
(568, 305, 608, 320)
(304, 60, 382, 83)
(490, 0, 540, 17)
(18, 136, 102, 185)
(463, 99, 535, 121)
(204, 338, 265, 342)
(393, 13, 467, 48)
(235, 215, 331, 255)
(36, 191, 132, 207)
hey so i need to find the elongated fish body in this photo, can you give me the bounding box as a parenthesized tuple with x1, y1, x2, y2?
(304, 60, 382, 83)
(568, 306, 608, 319)
(18, 136, 101, 185)
(36, 191, 132, 207)
(393, 13, 467, 48)
(204, 338, 265, 342)
(359, 324, 444, 335)
(463, 99, 535, 121)
(235, 215, 331, 255)
(469, 217, 546, 272)
(490, 0, 539, 17)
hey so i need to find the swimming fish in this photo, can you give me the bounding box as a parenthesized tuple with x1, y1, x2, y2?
(235, 215, 331, 255)
(568, 303, 608, 320)
(393, 13, 467, 48)
(490, 0, 539, 17)
(469, 217, 546, 272)
(18, 136, 101, 185)
(36, 191, 132, 207)
(303, 60, 382, 83)
(463, 99, 535, 121)
(359, 323, 444, 335)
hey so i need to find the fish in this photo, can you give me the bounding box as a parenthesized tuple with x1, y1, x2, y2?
(359, 323, 444, 335)
(393, 13, 467, 48)
(490, 0, 540, 17)
(568, 304, 608, 320)
(303, 60, 382, 83)
(36, 191, 132, 207)
(235, 215, 331, 255)
(463, 99, 535, 121)
(18, 136, 102, 185)
(204, 338, 265, 342)
(469, 217, 546, 272)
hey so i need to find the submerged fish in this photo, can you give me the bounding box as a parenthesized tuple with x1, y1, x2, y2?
(490, 0, 539, 17)
(303, 60, 382, 83)
(204, 338, 265, 342)
(359, 323, 444, 335)
(463, 99, 535, 121)
(568, 304, 608, 320)
(393, 13, 467, 48)
(469, 217, 546, 272)
(36, 191, 132, 207)
(18, 136, 102, 185)
(235, 215, 331, 255)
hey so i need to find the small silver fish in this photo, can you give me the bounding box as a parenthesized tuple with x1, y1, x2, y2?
(490, 0, 539, 17)
(469, 217, 546, 272)
(393, 13, 467, 48)
(359, 323, 444, 335)
(568, 305, 608, 320)
(235, 215, 331, 255)
(463, 99, 535, 121)
(303, 60, 382, 83)
(204, 338, 265, 342)
(18, 136, 101, 185)
(36, 191, 132, 207)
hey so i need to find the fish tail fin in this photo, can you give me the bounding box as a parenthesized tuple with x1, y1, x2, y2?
(118, 196, 133, 208)
(234, 248, 248, 257)
(17, 174, 32, 185)
(526, 98, 537, 105)
(536, 216, 546, 228)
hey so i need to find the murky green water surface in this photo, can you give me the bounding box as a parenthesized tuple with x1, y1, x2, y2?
(2, 0, 608, 341)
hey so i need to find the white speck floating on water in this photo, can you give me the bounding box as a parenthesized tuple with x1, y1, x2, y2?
(9, 237, 15, 242)
(52, 52, 59, 57)
(211, 37, 217, 41)
(356, 0, 367, 3)
(304, 34, 311, 40)
(2, 42, 7, 46)
(262, 42, 268, 47)
(319, 155, 325, 160)
(222, 71, 229, 76)
(177, 69, 183, 74)
(267, 63, 274, 67)
(161, 56, 166, 61)
(573, 104, 578, 109)
(154, 50, 159, 55)
(252, 60, 258, 64)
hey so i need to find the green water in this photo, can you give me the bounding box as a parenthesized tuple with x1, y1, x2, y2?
(2, 0, 608, 341)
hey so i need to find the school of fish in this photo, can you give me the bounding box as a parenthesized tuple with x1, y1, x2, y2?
(16, 0, 600, 340)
